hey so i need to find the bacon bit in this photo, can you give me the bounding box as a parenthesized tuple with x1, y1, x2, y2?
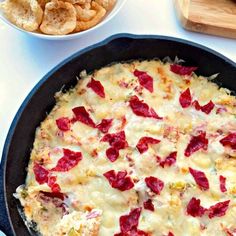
(143, 199, 155, 211)
(87, 77, 105, 98)
(129, 96, 162, 119)
(72, 106, 96, 128)
(208, 200, 230, 218)
(189, 168, 209, 191)
(145, 176, 164, 195)
(223, 227, 236, 236)
(159, 151, 177, 168)
(163, 126, 180, 142)
(136, 137, 160, 154)
(200, 224, 207, 231)
(103, 170, 134, 191)
(91, 149, 98, 158)
(48, 176, 61, 193)
(170, 64, 197, 76)
(220, 133, 236, 149)
(96, 118, 113, 133)
(186, 197, 206, 217)
(56, 117, 71, 131)
(134, 85, 143, 95)
(134, 69, 154, 93)
(106, 147, 119, 162)
(119, 116, 127, 130)
(126, 154, 135, 168)
(179, 88, 192, 108)
(219, 175, 227, 193)
(118, 80, 129, 88)
(33, 163, 49, 184)
(184, 132, 208, 157)
(51, 149, 82, 172)
(101, 131, 128, 150)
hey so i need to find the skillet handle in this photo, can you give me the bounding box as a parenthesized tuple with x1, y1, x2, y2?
(0, 162, 12, 236)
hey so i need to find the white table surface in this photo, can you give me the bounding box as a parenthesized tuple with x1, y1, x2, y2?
(0, 0, 236, 163)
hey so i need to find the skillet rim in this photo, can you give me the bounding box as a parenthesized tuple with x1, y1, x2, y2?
(1, 33, 236, 235)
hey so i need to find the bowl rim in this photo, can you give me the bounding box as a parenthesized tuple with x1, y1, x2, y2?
(0, 0, 127, 40)
(1, 33, 236, 235)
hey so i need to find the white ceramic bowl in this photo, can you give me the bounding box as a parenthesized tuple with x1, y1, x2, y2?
(0, 0, 127, 40)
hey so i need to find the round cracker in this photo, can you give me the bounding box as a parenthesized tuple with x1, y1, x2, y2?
(94, 0, 115, 11)
(40, 0, 76, 35)
(74, 1, 105, 32)
(74, 4, 96, 22)
(0, 0, 43, 31)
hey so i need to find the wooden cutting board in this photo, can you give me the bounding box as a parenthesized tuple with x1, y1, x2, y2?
(174, 0, 236, 39)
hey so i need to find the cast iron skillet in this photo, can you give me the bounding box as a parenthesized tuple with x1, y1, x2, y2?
(0, 34, 236, 236)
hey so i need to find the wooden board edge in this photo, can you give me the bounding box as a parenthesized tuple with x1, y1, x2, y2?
(173, 0, 236, 39)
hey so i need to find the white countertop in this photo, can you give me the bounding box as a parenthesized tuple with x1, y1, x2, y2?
(0, 0, 236, 163)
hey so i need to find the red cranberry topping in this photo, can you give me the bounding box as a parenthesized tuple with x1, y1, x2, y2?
(103, 170, 134, 191)
(170, 64, 197, 76)
(96, 118, 113, 133)
(192, 100, 201, 110)
(134, 69, 154, 93)
(159, 152, 177, 168)
(143, 199, 155, 211)
(208, 200, 230, 219)
(101, 131, 128, 150)
(145, 176, 164, 195)
(185, 132, 208, 157)
(129, 96, 162, 119)
(179, 88, 192, 108)
(186, 197, 206, 217)
(120, 208, 141, 233)
(72, 106, 96, 128)
(219, 175, 227, 193)
(106, 147, 119, 162)
(114, 208, 149, 236)
(136, 137, 160, 154)
(200, 101, 215, 114)
(220, 133, 236, 149)
(56, 117, 71, 131)
(47, 175, 61, 193)
(51, 148, 82, 172)
(168, 232, 175, 236)
(87, 77, 105, 98)
(33, 163, 49, 184)
(189, 168, 209, 191)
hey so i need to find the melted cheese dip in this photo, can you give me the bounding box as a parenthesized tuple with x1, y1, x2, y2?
(16, 60, 236, 236)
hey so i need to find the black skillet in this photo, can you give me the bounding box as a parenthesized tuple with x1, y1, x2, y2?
(0, 34, 236, 236)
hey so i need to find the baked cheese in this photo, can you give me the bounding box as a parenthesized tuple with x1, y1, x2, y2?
(15, 60, 236, 236)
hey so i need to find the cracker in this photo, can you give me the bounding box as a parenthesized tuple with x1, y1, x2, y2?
(74, 1, 105, 32)
(0, 0, 43, 31)
(94, 0, 115, 10)
(40, 0, 76, 35)
(74, 4, 96, 22)
(37, 0, 50, 9)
